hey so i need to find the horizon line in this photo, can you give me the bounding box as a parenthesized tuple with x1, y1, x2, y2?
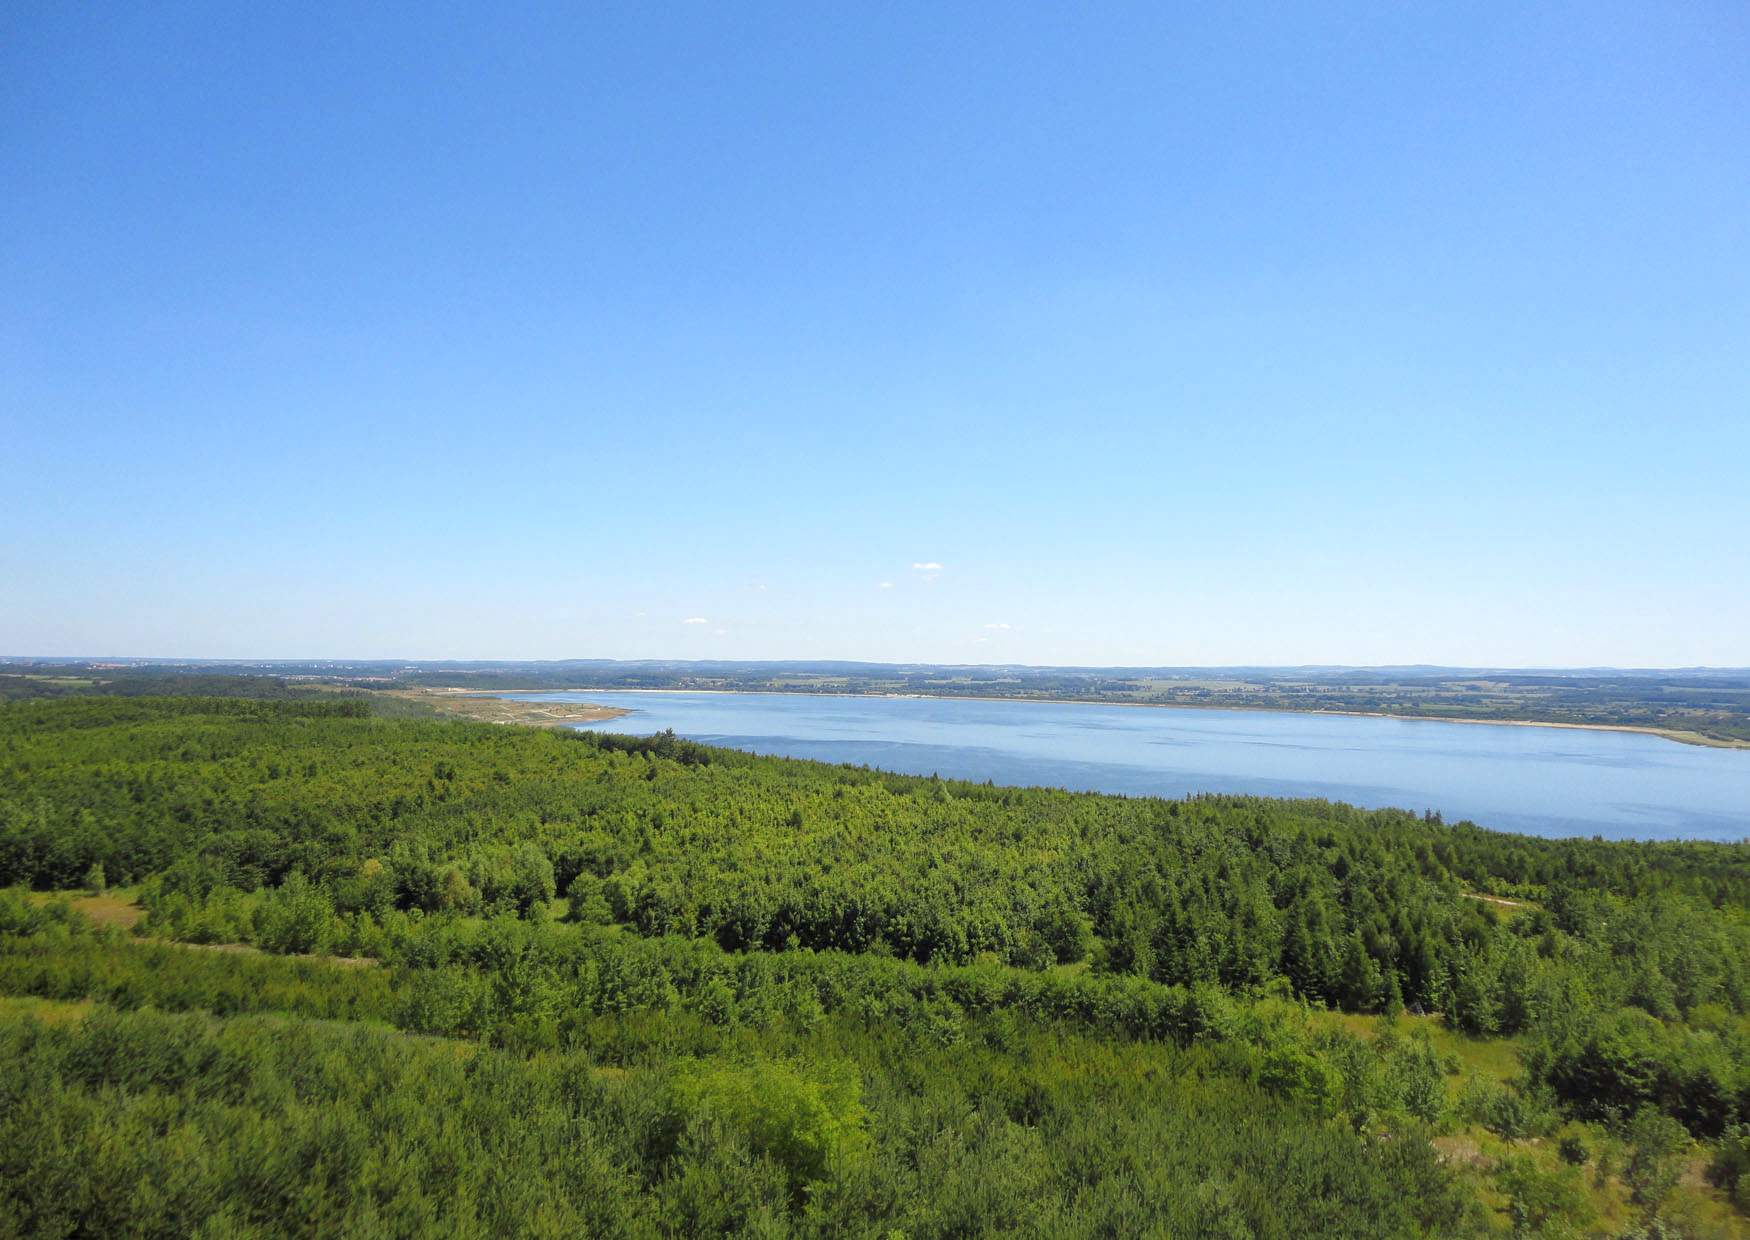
(5, 655, 1749, 676)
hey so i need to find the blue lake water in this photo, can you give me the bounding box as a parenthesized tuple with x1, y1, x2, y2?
(505, 691, 1750, 841)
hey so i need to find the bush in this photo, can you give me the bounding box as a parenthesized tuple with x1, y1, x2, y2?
(1458, 1079, 1554, 1141)
(1381, 1033, 1447, 1125)
(1623, 1108, 1688, 1211)
(1258, 1042, 1343, 1117)
(1494, 1154, 1594, 1237)
(252, 872, 337, 955)
(0, 889, 82, 937)
(1705, 1123, 1750, 1214)
(564, 875, 615, 926)
(663, 1056, 871, 1193)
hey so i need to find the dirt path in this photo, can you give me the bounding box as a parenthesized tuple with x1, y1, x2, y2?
(158, 939, 379, 967)
(1462, 892, 1531, 910)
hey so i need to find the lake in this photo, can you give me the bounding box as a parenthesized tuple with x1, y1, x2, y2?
(503, 690, 1750, 841)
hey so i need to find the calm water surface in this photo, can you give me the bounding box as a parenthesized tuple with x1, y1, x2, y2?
(506, 691, 1750, 841)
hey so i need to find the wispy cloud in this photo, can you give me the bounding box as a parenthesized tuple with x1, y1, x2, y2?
(683, 617, 708, 625)
(984, 622, 1011, 631)
(911, 562, 944, 572)
(878, 581, 894, 590)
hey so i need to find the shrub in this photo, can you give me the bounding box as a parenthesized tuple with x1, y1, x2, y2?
(1493, 1154, 1594, 1237)
(1458, 1079, 1554, 1141)
(1707, 1123, 1750, 1214)
(1623, 1108, 1688, 1211)
(564, 876, 615, 926)
(664, 1056, 871, 1193)
(1382, 1033, 1447, 1125)
(1258, 1042, 1343, 1117)
(252, 872, 336, 955)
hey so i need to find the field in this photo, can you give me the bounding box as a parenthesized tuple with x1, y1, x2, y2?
(380, 687, 632, 727)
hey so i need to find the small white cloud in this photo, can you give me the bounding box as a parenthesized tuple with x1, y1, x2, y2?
(911, 562, 944, 572)
(712, 627, 728, 635)
(878, 581, 894, 590)
(984, 622, 1011, 631)
(683, 617, 708, 625)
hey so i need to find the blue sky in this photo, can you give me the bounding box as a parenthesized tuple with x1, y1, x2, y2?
(4, 3, 1746, 666)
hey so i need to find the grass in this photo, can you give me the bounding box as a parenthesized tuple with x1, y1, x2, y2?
(381, 688, 631, 728)
(19, 887, 388, 968)
(0, 994, 94, 1025)
(1312, 1009, 1745, 1236)
(23, 887, 145, 930)
(1313, 1009, 1522, 1091)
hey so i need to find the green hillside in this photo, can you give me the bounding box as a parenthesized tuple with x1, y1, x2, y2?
(2, 696, 1746, 1236)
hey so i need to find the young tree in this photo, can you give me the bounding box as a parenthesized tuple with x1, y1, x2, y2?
(1624, 1109, 1688, 1216)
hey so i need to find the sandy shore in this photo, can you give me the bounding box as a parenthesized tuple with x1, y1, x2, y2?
(484, 687, 1750, 749)
(1314, 711, 1750, 749)
(391, 688, 630, 728)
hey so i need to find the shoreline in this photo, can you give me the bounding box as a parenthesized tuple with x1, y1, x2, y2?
(392, 688, 631, 728)
(484, 686, 1750, 750)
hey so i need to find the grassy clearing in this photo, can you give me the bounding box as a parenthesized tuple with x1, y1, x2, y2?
(19, 887, 385, 969)
(1316, 1009, 1523, 1091)
(380, 688, 631, 727)
(22, 887, 145, 930)
(1315, 1009, 1746, 1236)
(0, 994, 93, 1024)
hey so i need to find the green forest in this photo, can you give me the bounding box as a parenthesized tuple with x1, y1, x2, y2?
(2, 694, 1748, 1237)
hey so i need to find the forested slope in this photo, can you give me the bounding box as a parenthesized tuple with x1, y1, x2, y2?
(1, 696, 1747, 1236)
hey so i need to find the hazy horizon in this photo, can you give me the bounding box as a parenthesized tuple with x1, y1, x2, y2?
(7, 654, 1750, 676)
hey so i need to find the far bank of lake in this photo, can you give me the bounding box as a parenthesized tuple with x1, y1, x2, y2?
(498, 690, 1750, 841)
